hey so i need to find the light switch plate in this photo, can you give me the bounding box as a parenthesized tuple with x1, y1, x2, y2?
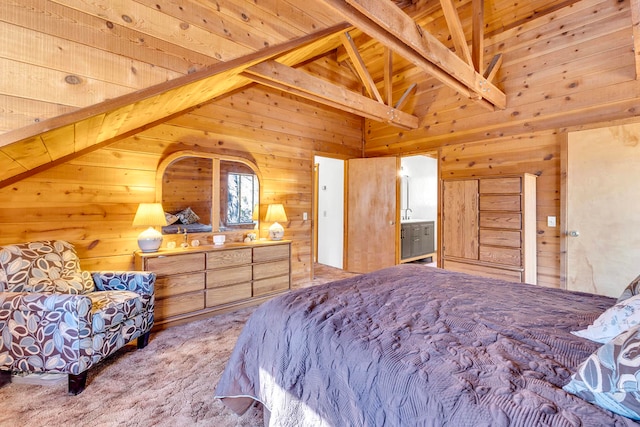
(303, 212, 308, 221)
(547, 216, 556, 227)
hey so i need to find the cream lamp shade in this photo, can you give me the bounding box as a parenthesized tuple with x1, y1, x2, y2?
(133, 203, 168, 252)
(265, 203, 287, 241)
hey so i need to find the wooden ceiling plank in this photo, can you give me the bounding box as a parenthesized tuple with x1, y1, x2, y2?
(631, 0, 640, 79)
(439, 0, 473, 65)
(0, 136, 50, 169)
(472, 0, 485, 74)
(243, 60, 419, 129)
(384, 47, 394, 106)
(74, 114, 106, 152)
(340, 32, 384, 102)
(41, 124, 76, 160)
(394, 83, 418, 110)
(0, 151, 28, 182)
(324, 0, 506, 108)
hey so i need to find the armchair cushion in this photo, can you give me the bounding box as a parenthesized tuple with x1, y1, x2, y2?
(87, 291, 143, 333)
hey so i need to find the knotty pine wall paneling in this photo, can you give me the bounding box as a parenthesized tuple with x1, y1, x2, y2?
(0, 85, 362, 287)
(438, 132, 562, 289)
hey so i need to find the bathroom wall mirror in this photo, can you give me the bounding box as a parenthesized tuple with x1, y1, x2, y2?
(156, 151, 261, 234)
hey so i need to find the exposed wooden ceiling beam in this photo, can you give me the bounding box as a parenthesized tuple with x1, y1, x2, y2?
(439, 0, 472, 65)
(472, 0, 485, 74)
(631, 0, 640, 79)
(0, 23, 351, 188)
(484, 53, 503, 82)
(394, 83, 418, 110)
(321, 0, 505, 109)
(384, 47, 394, 106)
(340, 32, 384, 102)
(242, 60, 419, 129)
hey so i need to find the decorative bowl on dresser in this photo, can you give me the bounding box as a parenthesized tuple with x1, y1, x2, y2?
(135, 240, 291, 329)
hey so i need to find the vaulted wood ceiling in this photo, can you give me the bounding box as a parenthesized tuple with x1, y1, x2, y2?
(0, 0, 632, 187)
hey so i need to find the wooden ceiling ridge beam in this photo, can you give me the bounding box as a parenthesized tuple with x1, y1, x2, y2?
(321, 0, 506, 110)
(242, 60, 419, 129)
(340, 31, 384, 102)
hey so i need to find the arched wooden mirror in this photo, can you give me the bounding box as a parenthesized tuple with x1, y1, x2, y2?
(156, 151, 261, 235)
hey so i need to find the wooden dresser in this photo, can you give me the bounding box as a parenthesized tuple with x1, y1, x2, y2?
(442, 174, 537, 284)
(135, 240, 291, 328)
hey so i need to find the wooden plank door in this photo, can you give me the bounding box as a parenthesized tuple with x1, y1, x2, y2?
(346, 157, 398, 273)
(565, 123, 640, 297)
(442, 179, 479, 260)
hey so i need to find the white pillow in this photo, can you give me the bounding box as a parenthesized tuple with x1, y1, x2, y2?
(572, 293, 640, 343)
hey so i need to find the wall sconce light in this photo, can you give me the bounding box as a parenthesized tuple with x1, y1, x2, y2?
(133, 203, 168, 252)
(265, 203, 288, 241)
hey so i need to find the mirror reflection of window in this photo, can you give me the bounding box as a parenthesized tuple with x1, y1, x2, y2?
(158, 152, 260, 235)
(227, 172, 258, 225)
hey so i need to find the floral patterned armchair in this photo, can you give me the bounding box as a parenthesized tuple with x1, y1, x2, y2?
(0, 240, 155, 394)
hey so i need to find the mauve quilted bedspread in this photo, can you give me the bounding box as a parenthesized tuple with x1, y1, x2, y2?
(215, 265, 640, 426)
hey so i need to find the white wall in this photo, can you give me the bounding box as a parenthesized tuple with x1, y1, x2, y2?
(315, 156, 344, 269)
(401, 155, 438, 222)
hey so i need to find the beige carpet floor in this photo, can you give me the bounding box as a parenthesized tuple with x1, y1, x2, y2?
(0, 264, 357, 427)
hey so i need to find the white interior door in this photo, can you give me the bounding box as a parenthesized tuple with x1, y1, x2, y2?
(566, 123, 640, 296)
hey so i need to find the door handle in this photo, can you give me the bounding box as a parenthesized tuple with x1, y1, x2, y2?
(568, 230, 580, 237)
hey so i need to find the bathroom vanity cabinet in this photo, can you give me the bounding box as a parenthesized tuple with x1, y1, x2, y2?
(401, 221, 435, 261)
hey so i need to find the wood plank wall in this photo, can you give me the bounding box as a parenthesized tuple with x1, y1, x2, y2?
(0, 85, 363, 286)
(439, 132, 562, 288)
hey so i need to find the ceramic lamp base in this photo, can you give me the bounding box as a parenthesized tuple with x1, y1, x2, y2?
(138, 227, 163, 252)
(268, 222, 285, 241)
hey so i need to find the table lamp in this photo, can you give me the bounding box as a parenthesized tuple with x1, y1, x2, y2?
(265, 203, 287, 241)
(133, 203, 168, 252)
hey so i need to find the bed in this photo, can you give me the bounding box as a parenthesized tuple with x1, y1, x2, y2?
(215, 264, 640, 426)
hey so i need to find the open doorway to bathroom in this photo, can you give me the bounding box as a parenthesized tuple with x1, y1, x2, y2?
(314, 156, 345, 270)
(400, 153, 438, 265)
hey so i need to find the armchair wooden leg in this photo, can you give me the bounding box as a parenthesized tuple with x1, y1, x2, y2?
(137, 331, 151, 349)
(68, 371, 88, 395)
(0, 370, 11, 388)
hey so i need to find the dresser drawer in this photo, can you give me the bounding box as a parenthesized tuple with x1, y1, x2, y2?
(254, 275, 290, 297)
(479, 212, 522, 230)
(479, 229, 521, 248)
(146, 253, 205, 276)
(479, 246, 522, 267)
(206, 266, 252, 288)
(253, 259, 290, 280)
(480, 195, 521, 212)
(253, 244, 290, 262)
(155, 292, 205, 319)
(479, 177, 521, 194)
(206, 283, 252, 306)
(155, 272, 205, 299)
(207, 248, 252, 268)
